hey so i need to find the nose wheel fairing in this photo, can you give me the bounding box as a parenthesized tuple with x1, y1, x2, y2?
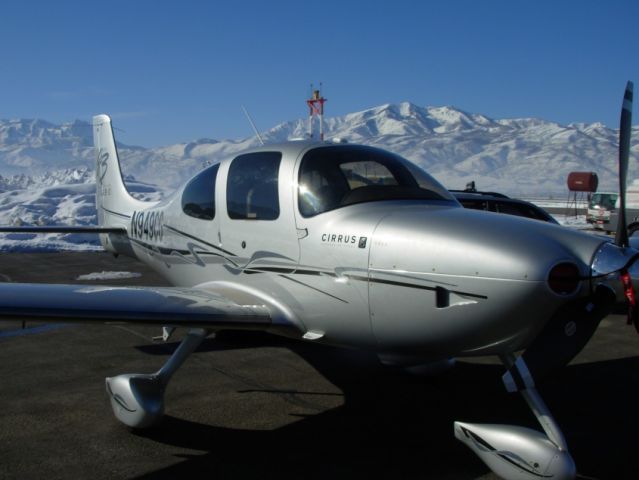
(455, 422, 576, 480)
(456, 354, 577, 480)
(454, 282, 617, 480)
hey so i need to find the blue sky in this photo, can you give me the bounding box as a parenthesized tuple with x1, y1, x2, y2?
(0, 0, 637, 146)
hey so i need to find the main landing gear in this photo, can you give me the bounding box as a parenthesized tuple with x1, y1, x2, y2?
(105, 328, 207, 428)
(455, 354, 576, 480)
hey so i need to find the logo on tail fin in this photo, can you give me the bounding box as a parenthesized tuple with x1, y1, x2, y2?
(97, 149, 109, 184)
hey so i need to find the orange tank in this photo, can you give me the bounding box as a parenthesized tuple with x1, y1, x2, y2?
(567, 172, 598, 192)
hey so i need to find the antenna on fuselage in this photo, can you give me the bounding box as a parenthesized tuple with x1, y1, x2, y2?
(241, 105, 265, 146)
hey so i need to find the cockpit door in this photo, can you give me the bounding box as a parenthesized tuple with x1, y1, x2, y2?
(290, 145, 380, 347)
(218, 151, 300, 272)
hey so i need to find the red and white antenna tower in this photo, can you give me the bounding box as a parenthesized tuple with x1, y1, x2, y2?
(307, 83, 327, 141)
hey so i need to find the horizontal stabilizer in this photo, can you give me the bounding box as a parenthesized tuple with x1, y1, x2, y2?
(0, 283, 298, 334)
(0, 226, 127, 234)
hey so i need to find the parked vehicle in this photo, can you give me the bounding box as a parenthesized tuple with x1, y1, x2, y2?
(607, 181, 639, 235)
(450, 190, 558, 224)
(587, 192, 618, 230)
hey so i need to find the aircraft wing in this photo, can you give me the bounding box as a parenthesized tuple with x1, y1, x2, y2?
(0, 226, 126, 234)
(0, 283, 297, 334)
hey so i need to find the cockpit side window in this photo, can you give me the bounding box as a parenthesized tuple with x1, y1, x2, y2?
(298, 146, 455, 217)
(181, 163, 220, 220)
(227, 152, 282, 220)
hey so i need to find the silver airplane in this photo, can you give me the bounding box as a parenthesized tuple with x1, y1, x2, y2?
(0, 84, 637, 480)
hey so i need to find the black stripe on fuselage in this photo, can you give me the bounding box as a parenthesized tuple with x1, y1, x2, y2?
(279, 275, 348, 303)
(130, 238, 190, 256)
(350, 275, 488, 300)
(130, 231, 486, 302)
(101, 207, 131, 219)
(251, 267, 337, 278)
(130, 238, 232, 267)
(163, 225, 237, 257)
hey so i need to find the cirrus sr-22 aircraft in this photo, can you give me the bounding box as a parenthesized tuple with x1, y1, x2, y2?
(0, 84, 637, 480)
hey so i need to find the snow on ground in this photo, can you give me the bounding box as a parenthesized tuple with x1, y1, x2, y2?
(0, 175, 163, 252)
(76, 271, 142, 281)
(529, 200, 588, 209)
(0, 233, 103, 252)
(553, 214, 591, 230)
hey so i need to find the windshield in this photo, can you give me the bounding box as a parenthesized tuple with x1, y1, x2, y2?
(298, 145, 456, 217)
(590, 193, 617, 210)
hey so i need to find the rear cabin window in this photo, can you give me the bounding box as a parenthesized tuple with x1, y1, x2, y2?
(227, 152, 282, 220)
(181, 163, 219, 220)
(298, 146, 455, 217)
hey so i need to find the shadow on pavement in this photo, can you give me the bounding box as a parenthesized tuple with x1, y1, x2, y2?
(133, 331, 639, 480)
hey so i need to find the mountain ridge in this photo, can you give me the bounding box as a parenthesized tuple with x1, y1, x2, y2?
(1, 101, 633, 250)
(0, 102, 637, 195)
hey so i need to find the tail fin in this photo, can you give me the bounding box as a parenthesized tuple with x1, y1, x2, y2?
(93, 114, 150, 228)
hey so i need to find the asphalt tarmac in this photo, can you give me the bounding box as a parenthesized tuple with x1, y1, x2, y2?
(0, 253, 637, 480)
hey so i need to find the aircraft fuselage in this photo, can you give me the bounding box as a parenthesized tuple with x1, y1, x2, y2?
(100, 142, 607, 360)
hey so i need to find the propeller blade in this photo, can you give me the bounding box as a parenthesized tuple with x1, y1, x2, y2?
(615, 81, 633, 247)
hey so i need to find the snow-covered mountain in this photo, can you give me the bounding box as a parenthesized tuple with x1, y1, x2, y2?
(261, 103, 636, 194)
(120, 103, 639, 194)
(1, 103, 636, 195)
(0, 102, 636, 250)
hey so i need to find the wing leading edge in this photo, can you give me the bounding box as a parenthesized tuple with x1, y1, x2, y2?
(0, 226, 126, 234)
(0, 283, 297, 334)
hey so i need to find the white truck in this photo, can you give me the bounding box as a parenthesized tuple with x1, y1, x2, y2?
(587, 192, 618, 230)
(606, 180, 639, 235)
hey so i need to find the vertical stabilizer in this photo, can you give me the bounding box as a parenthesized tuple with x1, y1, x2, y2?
(93, 115, 155, 256)
(93, 114, 150, 228)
